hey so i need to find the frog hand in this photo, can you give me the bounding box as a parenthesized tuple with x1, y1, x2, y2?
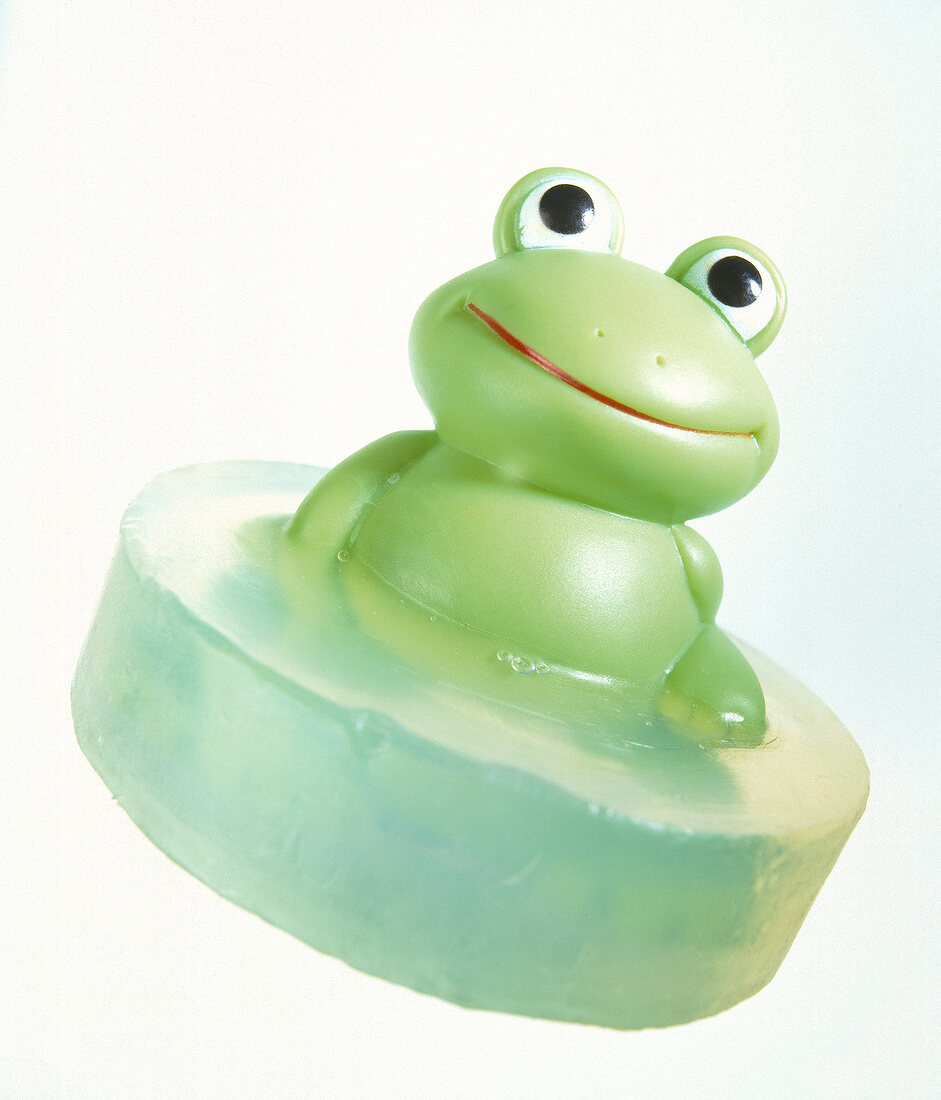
(660, 624, 767, 747)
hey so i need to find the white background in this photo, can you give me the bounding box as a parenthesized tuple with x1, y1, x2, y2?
(2, 2, 939, 1096)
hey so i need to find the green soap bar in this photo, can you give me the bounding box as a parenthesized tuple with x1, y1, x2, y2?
(73, 461, 869, 1030)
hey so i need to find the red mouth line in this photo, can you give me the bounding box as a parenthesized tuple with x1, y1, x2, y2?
(466, 302, 752, 439)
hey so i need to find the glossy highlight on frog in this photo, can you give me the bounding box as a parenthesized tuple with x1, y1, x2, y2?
(288, 167, 788, 745)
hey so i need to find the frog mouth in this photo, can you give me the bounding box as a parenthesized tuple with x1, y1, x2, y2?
(466, 302, 753, 439)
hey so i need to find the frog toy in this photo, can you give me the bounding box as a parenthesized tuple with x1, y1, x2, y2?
(288, 167, 786, 745)
(73, 166, 868, 1030)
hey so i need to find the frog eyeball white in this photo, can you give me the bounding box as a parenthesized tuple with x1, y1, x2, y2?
(678, 248, 775, 342)
(493, 167, 624, 257)
(517, 175, 622, 252)
(666, 237, 787, 357)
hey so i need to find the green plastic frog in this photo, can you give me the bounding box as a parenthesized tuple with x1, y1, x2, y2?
(288, 167, 787, 745)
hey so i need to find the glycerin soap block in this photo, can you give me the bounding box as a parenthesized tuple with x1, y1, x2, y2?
(73, 462, 868, 1029)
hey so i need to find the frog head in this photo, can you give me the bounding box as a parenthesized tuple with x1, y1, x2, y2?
(409, 168, 785, 524)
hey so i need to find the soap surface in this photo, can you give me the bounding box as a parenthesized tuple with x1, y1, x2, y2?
(72, 462, 869, 1029)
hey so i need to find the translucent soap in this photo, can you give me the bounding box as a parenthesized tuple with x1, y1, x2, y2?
(72, 461, 870, 1030)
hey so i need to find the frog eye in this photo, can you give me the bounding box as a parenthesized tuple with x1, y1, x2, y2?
(493, 168, 624, 257)
(666, 237, 787, 356)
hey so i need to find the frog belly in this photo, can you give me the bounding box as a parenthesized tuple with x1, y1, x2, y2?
(350, 471, 701, 684)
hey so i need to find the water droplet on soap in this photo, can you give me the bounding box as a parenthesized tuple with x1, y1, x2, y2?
(511, 655, 536, 675)
(497, 650, 512, 663)
(337, 548, 351, 562)
(349, 711, 383, 760)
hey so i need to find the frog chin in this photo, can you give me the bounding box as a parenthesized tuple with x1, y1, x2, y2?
(570, 423, 763, 522)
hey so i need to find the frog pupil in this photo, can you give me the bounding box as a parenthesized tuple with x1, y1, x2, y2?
(707, 255, 762, 308)
(539, 184, 595, 235)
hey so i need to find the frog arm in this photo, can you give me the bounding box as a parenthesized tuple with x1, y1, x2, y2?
(671, 524, 723, 624)
(664, 525, 765, 744)
(286, 430, 437, 550)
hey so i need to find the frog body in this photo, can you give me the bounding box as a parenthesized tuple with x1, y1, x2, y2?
(288, 168, 787, 744)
